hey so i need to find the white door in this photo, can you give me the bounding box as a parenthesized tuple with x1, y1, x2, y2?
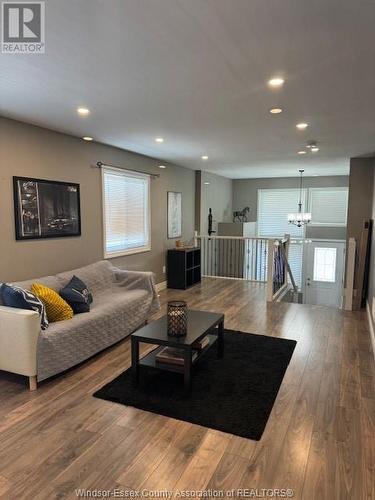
(304, 241, 345, 307)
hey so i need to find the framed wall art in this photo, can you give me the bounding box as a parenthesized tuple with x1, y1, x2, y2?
(13, 176, 81, 240)
(167, 191, 182, 239)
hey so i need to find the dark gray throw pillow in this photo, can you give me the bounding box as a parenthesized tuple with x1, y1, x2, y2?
(59, 276, 93, 314)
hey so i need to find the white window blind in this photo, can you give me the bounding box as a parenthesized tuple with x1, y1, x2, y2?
(309, 188, 348, 226)
(258, 189, 307, 288)
(288, 241, 303, 288)
(102, 167, 150, 257)
(257, 189, 306, 238)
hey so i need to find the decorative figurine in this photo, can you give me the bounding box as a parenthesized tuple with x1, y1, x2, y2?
(208, 208, 216, 236)
(233, 206, 250, 222)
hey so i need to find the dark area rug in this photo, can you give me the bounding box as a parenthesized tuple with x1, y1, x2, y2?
(93, 330, 296, 440)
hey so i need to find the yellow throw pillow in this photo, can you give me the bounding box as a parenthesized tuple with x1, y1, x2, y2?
(31, 283, 73, 322)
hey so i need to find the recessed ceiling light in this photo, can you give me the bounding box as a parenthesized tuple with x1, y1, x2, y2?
(204, 182, 210, 185)
(296, 123, 308, 130)
(270, 108, 283, 114)
(298, 150, 306, 155)
(158, 165, 166, 169)
(311, 147, 320, 152)
(82, 136, 93, 141)
(201, 155, 209, 160)
(155, 137, 164, 143)
(77, 107, 90, 116)
(268, 77, 284, 88)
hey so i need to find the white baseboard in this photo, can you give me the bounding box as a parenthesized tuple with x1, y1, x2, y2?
(156, 281, 167, 292)
(365, 301, 375, 360)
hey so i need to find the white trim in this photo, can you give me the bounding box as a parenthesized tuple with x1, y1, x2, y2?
(276, 284, 293, 302)
(266, 239, 275, 301)
(104, 246, 151, 259)
(198, 235, 271, 241)
(202, 274, 266, 283)
(101, 166, 151, 258)
(344, 237, 356, 310)
(303, 238, 346, 243)
(309, 223, 347, 227)
(365, 301, 375, 361)
(272, 282, 289, 301)
(156, 281, 167, 292)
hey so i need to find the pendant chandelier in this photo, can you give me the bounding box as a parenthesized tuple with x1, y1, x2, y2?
(287, 169, 311, 227)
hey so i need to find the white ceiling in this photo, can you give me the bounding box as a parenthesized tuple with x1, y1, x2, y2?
(1, 0, 375, 178)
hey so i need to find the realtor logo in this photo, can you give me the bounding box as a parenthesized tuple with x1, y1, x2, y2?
(1, 1, 45, 53)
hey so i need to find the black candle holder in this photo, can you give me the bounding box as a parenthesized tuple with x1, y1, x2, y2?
(167, 300, 187, 337)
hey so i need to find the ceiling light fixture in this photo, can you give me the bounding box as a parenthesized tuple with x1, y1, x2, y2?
(296, 123, 308, 130)
(82, 136, 93, 141)
(270, 108, 283, 114)
(201, 155, 209, 160)
(155, 137, 164, 143)
(158, 165, 166, 169)
(204, 182, 210, 185)
(268, 77, 284, 88)
(298, 150, 306, 155)
(311, 146, 320, 153)
(77, 107, 90, 116)
(287, 169, 311, 227)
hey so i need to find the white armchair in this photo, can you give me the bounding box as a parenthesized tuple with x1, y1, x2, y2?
(0, 306, 40, 390)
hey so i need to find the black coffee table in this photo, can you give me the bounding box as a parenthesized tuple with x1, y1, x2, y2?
(131, 310, 224, 391)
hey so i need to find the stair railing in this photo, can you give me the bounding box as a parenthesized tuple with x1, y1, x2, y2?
(266, 235, 297, 302)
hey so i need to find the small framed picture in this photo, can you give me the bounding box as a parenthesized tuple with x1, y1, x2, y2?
(167, 191, 182, 239)
(13, 176, 81, 240)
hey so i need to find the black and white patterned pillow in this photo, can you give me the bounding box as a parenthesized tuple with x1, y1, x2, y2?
(0, 283, 49, 330)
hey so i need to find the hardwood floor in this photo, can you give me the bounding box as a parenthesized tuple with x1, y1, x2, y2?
(0, 278, 374, 499)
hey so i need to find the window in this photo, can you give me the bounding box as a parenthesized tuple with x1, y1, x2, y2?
(313, 247, 337, 282)
(309, 188, 348, 226)
(257, 189, 307, 288)
(257, 188, 307, 238)
(102, 167, 150, 258)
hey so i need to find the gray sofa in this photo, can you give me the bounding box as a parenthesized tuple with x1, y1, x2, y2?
(0, 260, 160, 387)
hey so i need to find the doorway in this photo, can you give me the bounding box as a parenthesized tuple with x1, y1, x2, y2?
(303, 240, 345, 307)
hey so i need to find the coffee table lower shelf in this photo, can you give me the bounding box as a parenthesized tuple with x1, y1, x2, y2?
(131, 310, 224, 391)
(139, 333, 217, 374)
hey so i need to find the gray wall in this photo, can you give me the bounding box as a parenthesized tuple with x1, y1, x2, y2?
(199, 170, 233, 235)
(367, 159, 375, 336)
(347, 158, 374, 248)
(233, 175, 349, 239)
(0, 117, 195, 283)
(346, 157, 375, 295)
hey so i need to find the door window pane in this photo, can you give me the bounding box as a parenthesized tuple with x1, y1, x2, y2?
(313, 247, 337, 282)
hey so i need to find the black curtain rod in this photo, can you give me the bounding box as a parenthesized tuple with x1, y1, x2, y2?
(94, 161, 160, 178)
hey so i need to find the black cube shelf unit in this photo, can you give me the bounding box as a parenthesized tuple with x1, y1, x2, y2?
(167, 248, 201, 289)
